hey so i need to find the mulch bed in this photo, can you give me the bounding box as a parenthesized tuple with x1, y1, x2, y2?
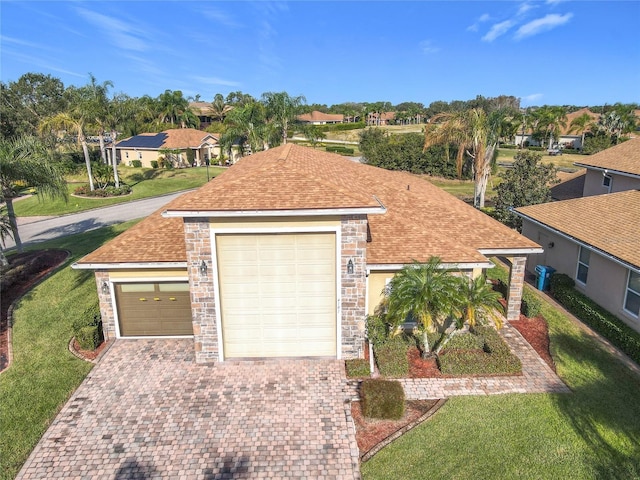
(0, 249, 69, 372)
(352, 399, 440, 457)
(71, 338, 109, 361)
(355, 315, 556, 458)
(511, 315, 556, 371)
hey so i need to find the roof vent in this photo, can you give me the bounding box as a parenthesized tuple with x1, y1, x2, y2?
(407, 184, 410, 191)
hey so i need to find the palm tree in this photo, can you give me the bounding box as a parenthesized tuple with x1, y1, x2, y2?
(0, 136, 67, 252)
(157, 90, 193, 127)
(458, 275, 504, 329)
(0, 206, 12, 267)
(568, 113, 595, 151)
(385, 258, 461, 358)
(262, 91, 307, 146)
(84, 74, 114, 163)
(209, 93, 233, 123)
(424, 108, 500, 208)
(221, 101, 269, 157)
(41, 86, 96, 191)
(105, 93, 136, 188)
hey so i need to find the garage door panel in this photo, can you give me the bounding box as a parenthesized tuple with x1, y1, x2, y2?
(217, 233, 336, 358)
(116, 283, 192, 337)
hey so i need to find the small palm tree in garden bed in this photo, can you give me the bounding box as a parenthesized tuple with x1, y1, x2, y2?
(369, 256, 512, 375)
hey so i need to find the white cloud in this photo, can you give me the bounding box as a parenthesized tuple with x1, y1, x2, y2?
(191, 75, 241, 87)
(517, 2, 536, 16)
(201, 7, 242, 28)
(482, 20, 515, 42)
(419, 40, 440, 54)
(467, 13, 491, 32)
(75, 7, 149, 52)
(515, 12, 573, 39)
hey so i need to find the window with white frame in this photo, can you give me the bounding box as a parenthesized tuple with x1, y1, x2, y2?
(624, 271, 640, 317)
(576, 246, 590, 284)
(602, 174, 612, 192)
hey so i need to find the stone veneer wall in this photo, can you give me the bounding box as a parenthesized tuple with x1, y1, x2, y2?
(184, 218, 218, 363)
(341, 215, 368, 359)
(95, 271, 116, 340)
(507, 256, 527, 321)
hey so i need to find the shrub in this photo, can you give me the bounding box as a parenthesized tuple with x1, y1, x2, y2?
(438, 326, 522, 375)
(549, 272, 575, 294)
(375, 335, 410, 377)
(73, 185, 132, 197)
(72, 302, 103, 351)
(527, 146, 545, 151)
(75, 325, 101, 351)
(501, 144, 517, 149)
(445, 332, 485, 350)
(361, 379, 405, 420)
(317, 121, 365, 132)
(150, 160, 158, 169)
(521, 289, 542, 318)
(366, 314, 391, 346)
(131, 160, 142, 168)
(345, 359, 370, 378)
(552, 285, 640, 364)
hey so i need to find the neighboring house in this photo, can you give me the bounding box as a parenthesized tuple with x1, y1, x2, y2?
(514, 108, 600, 150)
(115, 129, 220, 168)
(189, 101, 214, 129)
(73, 145, 541, 363)
(573, 136, 640, 196)
(366, 112, 395, 126)
(517, 190, 640, 332)
(550, 169, 586, 201)
(297, 111, 344, 124)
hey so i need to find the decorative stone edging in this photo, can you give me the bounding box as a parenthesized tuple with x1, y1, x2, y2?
(359, 398, 447, 462)
(1, 249, 71, 375)
(68, 337, 114, 364)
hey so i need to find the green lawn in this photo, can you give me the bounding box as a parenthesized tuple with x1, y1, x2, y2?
(14, 165, 225, 217)
(361, 265, 640, 479)
(0, 222, 137, 480)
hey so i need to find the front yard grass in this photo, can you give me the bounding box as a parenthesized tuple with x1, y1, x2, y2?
(14, 165, 225, 217)
(361, 264, 640, 479)
(0, 222, 137, 480)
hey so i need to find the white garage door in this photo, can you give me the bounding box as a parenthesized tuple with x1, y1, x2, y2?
(216, 232, 337, 358)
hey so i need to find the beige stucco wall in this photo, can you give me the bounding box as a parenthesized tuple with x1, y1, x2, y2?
(367, 271, 395, 316)
(118, 144, 220, 168)
(521, 219, 640, 331)
(583, 169, 640, 197)
(108, 269, 188, 280)
(210, 217, 341, 229)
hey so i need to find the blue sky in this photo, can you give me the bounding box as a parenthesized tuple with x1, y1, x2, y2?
(2, 1, 639, 107)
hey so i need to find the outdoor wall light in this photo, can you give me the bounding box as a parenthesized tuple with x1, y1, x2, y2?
(200, 260, 208, 276)
(347, 259, 354, 275)
(548, 242, 555, 249)
(101, 281, 109, 294)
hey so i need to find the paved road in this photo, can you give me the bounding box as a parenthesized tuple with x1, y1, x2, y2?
(5, 191, 190, 249)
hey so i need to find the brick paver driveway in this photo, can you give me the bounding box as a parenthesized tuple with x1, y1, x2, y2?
(18, 340, 361, 479)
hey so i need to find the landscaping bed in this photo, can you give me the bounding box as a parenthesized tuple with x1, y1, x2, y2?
(0, 249, 69, 372)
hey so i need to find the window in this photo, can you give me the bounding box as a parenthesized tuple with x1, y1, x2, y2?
(602, 175, 612, 192)
(576, 246, 590, 284)
(624, 271, 640, 317)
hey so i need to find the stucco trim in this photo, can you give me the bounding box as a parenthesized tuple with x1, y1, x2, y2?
(366, 262, 494, 273)
(72, 262, 187, 270)
(162, 206, 386, 218)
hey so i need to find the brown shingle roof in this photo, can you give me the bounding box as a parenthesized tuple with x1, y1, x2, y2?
(297, 111, 344, 123)
(117, 129, 217, 150)
(551, 169, 586, 201)
(517, 189, 640, 269)
(561, 108, 599, 136)
(78, 144, 539, 266)
(574, 137, 640, 177)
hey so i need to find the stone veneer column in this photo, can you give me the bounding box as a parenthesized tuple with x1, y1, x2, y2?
(341, 215, 368, 359)
(507, 256, 527, 322)
(95, 271, 115, 340)
(184, 218, 218, 363)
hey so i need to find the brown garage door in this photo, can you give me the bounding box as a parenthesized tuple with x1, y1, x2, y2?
(115, 282, 193, 336)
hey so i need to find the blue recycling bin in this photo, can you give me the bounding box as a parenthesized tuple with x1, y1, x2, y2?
(535, 265, 556, 291)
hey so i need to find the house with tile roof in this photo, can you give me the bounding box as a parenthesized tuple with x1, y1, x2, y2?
(573, 136, 640, 197)
(115, 128, 220, 168)
(297, 111, 345, 124)
(73, 144, 541, 363)
(514, 108, 600, 150)
(517, 190, 640, 331)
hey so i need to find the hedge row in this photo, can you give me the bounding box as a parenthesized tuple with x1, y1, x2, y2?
(325, 145, 355, 155)
(550, 274, 640, 364)
(73, 185, 132, 197)
(316, 121, 365, 132)
(374, 336, 410, 377)
(361, 379, 405, 420)
(438, 326, 521, 375)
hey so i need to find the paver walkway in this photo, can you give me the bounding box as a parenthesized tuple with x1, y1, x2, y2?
(17, 340, 360, 480)
(398, 323, 570, 399)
